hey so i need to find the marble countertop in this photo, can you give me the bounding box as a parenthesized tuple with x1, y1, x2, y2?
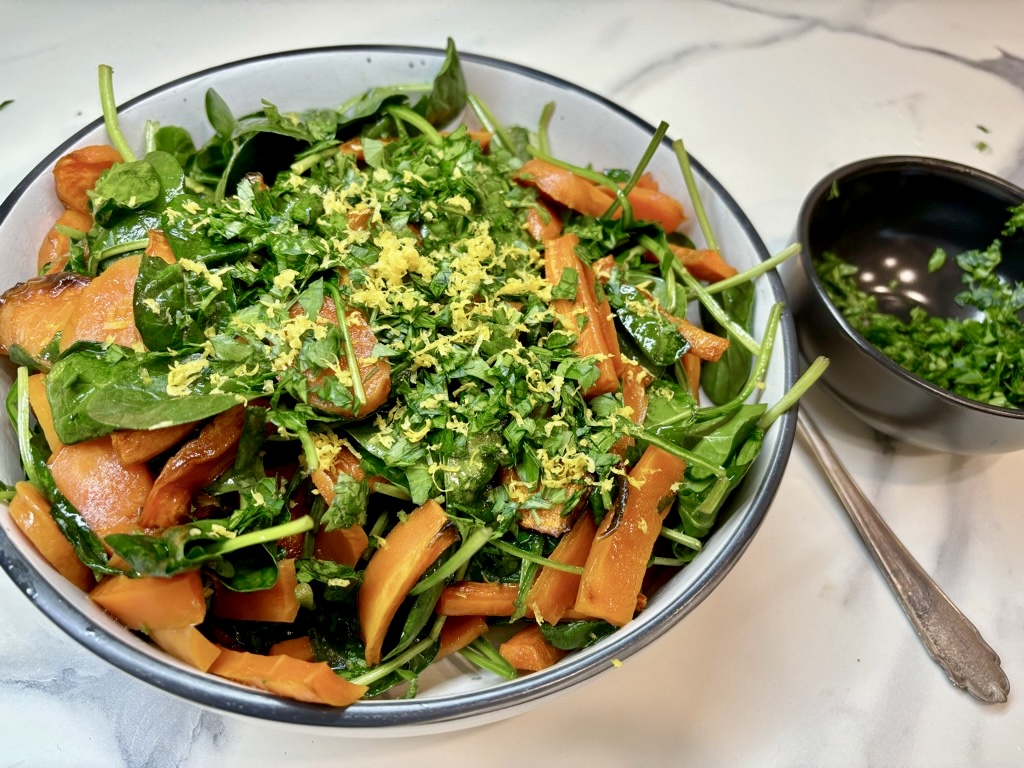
(2, 1, 1023, 765)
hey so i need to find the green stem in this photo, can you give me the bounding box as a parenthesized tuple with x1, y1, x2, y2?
(459, 636, 517, 680)
(408, 525, 493, 596)
(601, 120, 669, 222)
(325, 282, 367, 414)
(632, 427, 727, 478)
(642, 234, 761, 356)
(696, 243, 802, 297)
(672, 138, 715, 249)
(290, 145, 341, 175)
(537, 101, 556, 156)
(489, 539, 584, 575)
(467, 94, 516, 156)
(697, 302, 783, 420)
(144, 120, 159, 154)
(385, 105, 442, 146)
(15, 368, 38, 488)
(659, 526, 703, 551)
(98, 65, 136, 163)
(208, 515, 315, 557)
(349, 636, 436, 686)
(759, 356, 830, 430)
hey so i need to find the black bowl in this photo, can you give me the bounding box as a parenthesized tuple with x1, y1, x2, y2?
(794, 156, 1024, 454)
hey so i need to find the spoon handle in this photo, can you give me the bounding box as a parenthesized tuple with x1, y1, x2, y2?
(796, 409, 1010, 704)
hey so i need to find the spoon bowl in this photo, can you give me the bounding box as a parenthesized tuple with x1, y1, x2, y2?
(794, 156, 1024, 453)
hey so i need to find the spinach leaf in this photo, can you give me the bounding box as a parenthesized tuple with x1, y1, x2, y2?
(605, 278, 690, 365)
(413, 38, 467, 126)
(699, 280, 754, 405)
(540, 619, 616, 650)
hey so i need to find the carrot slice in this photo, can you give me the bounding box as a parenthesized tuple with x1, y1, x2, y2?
(7, 481, 94, 591)
(681, 352, 702, 401)
(149, 626, 222, 672)
(436, 582, 520, 617)
(526, 511, 597, 625)
(38, 209, 93, 272)
(209, 647, 367, 707)
(212, 558, 301, 623)
(667, 244, 738, 283)
(436, 616, 490, 660)
(49, 436, 153, 538)
(269, 636, 317, 662)
(140, 406, 244, 529)
(525, 201, 563, 241)
(357, 500, 458, 665)
(0, 272, 90, 359)
(595, 184, 687, 233)
(59, 253, 143, 352)
(90, 571, 206, 631)
(52, 144, 123, 214)
(516, 158, 611, 219)
(575, 445, 687, 626)
(110, 422, 197, 465)
(545, 233, 619, 398)
(499, 625, 567, 672)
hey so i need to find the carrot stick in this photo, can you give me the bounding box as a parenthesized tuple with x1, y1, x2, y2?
(544, 234, 619, 398)
(526, 512, 597, 625)
(498, 625, 567, 672)
(575, 445, 687, 626)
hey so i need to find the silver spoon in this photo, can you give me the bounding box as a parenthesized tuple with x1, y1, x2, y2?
(796, 408, 1010, 704)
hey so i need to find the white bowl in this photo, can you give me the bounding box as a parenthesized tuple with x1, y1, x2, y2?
(0, 44, 798, 735)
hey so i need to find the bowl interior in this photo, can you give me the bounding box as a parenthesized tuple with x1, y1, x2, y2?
(0, 45, 797, 733)
(803, 158, 1024, 322)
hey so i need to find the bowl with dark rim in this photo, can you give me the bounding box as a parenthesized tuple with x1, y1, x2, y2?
(794, 155, 1024, 454)
(0, 44, 798, 734)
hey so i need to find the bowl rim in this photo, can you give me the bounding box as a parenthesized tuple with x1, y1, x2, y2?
(797, 154, 1024, 422)
(0, 42, 798, 731)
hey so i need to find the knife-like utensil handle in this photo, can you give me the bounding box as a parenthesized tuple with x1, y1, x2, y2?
(797, 410, 1009, 704)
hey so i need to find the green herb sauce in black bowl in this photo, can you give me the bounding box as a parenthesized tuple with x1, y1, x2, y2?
(794, 156, 1024, 454)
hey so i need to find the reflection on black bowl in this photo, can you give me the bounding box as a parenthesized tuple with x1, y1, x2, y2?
(794, 156, 1024, 454)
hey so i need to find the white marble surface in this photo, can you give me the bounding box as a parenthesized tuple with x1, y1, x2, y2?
(2, 1, 1023, 765)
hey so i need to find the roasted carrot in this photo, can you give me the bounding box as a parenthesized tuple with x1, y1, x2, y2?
(37, 208, 93, 272)
(52, 144, 122, 214)
(110, 422, 197, 465)
(595, 183, 687, 233)
(0, 272, 90, 359)
(681, 352, 702, 401)
(674, 316, 730, 362)
(49, 436, 153, 538)
(575, 445, 687, 626)
(145, 230, 177, 264)
(436, 616, 490, 660)
(525, 201, 563, 241)
(27, 374, 63, 454)
(59, 253, 144, 352)
(436, 581, 520, 617)
(268, 636, 317, 662)
(667, 243, 738, 283)
(303, 299, 391, 418)
(498, 625, 567, 672)
(545, 233, 619, 398)
(140, 406, 245, 529)
(209, 647, 367, 706)
(526, 511, 597, 625)
(358, 500, 459, 665)
(211, 558, 301, 623)
(90, 571, 206, 631)
(149, 626, 222, 672)
(7, 481, 94, 591)
(516, 158, 611, 219)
